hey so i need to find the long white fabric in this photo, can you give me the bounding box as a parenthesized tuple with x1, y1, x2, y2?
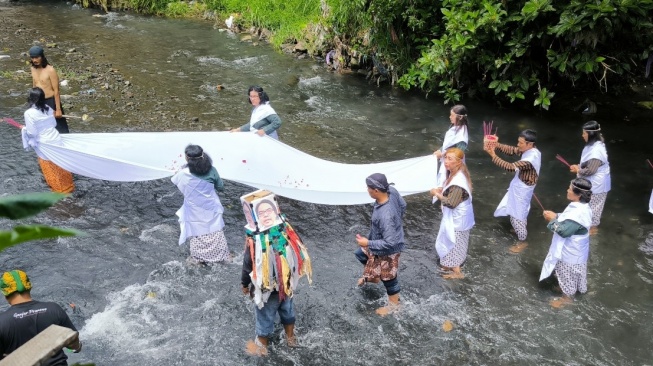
(435, 171, 474, 259)
(21, 131, 437, 205)
(435, 125, 468, 188)
(494, 148, 541, 221)
(539, 202, 592, 281)
(649, 189, 653, 214)
(579, 141, 611, 194)
(21, 106, 62, 160)
(171, 168, 225, 245)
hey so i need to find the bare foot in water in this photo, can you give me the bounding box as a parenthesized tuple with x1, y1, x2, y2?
(245, 339, 268, 356)
(549, 297, 572, 308)
(375, 304, 400, 316)
(509, 241, 528, 254)
(589, 226, 598, 235)
(376, 294, 400, 316)
(287, 336, 298, 348)
(443, 271, 465, 279)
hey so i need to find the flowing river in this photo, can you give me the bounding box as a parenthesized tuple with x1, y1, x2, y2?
(1, 1, 652, 365)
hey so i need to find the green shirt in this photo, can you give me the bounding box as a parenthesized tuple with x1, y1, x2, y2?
(191, 167, 224, 192)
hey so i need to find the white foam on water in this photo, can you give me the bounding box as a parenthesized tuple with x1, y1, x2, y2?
(138, 224, 176, 243)
(298, 76, 323, 87)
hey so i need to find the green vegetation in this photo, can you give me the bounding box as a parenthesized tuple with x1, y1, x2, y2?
(0, 192, 80, 252)
(75, 0, 653, 109)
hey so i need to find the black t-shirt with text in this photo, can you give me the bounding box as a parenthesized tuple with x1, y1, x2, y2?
(0, 300, 77, 366)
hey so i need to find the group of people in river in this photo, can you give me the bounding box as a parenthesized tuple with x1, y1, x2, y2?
(6, 45, 653, 360)
(424, 104, 616, 310)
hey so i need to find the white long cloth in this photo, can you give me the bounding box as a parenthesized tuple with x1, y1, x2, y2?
(494, 148, 541, 221)
(21, 106, 62, 160)
(539, 202, 592, 281)
(21, 131, 437, 205)
(579, 141, 611, 194)
(435, 171, 474, 258)
(171, 168, 225, 245)
(649, 190, 653, 214)
(435, 125, 468, 188)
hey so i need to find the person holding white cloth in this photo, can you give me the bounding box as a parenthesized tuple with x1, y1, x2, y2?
(172, 144, 230, 264)
(484, 129, 541, 253)
(231, 85, 281, 139)
(539, 178, 593, 308)
(433, 105, 469, 192)
(431, 148, 475, 279)
(568, 121, 611, 235)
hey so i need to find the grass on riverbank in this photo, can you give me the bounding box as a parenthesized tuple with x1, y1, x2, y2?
(79, 0, 324, 48)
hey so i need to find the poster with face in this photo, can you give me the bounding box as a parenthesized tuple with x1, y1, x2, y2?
(240, 190, 282, 232)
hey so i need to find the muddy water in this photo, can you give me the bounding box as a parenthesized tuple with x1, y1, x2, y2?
(1, 1, 653, 365)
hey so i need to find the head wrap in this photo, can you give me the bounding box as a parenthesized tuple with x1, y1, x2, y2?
(583, 123, 601, 132)
(28, 46, 44, 58)
(1, 270, 32, 297)
(366, 173, 390, 192)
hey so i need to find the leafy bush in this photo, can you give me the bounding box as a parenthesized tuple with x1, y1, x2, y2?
(0, 192, 80, 252)
(76, 0, 653, 108)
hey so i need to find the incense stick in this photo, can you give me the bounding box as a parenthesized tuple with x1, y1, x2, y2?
(555, 154, 571, 167)
(532, 193, 545, 211)
(647, 159, 653, 169)
(2, 117, 23, 129)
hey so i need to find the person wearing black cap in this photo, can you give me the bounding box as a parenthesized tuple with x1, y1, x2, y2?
(0, 270, 82, 364)
(355, 173, 407, 316)
(29, 45, 69, 134)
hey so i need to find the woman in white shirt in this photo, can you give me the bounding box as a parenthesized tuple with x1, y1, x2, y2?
(22, 87, 74, 193)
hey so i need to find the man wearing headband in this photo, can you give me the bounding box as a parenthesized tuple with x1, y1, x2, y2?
(484, 129, 541, 253)
(568, 120, 611, 235)
(355, 173, 407, 316)
(0, 270, 82, 362)
(29, 45, 69, 133)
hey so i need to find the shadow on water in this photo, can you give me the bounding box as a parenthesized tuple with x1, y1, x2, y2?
(1, 1, 653, 365)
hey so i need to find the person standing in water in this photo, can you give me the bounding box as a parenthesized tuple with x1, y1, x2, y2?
(231, 85, 282, 139)
(568, 121, 611, 235)
(431, 148, 475, 279)
(539, 178, 592, 308)
(433, 105, 469, 192)
(22, 87, 75, 193)
(29, 46, 69, 134)
(484, 129, 541, 253)
(171, 144, 231, 264)
(355, 173, 407, 316)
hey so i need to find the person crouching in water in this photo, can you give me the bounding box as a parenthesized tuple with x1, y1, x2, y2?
(171, 144, 231, 264)
(430, 148, 475, 279)
(355, 173, 407, 316)
(539, 178, 593, 308)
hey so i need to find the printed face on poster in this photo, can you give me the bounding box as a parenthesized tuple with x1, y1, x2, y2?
(240, 190, 282, 232)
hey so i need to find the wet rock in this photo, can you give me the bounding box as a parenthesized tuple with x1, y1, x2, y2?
(192, 117, 199, 122)
(104, 82, 110, 90)
(294, 41, 307, 53)
(124, 80, 131, 86)
(46, 43, 57, 48)
(0, 55, 11, 61)
(67, 48, 76, 53)
(240, 35, 252, 42)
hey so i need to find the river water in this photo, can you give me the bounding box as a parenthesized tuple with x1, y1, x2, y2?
(1, 1, 652, 365)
